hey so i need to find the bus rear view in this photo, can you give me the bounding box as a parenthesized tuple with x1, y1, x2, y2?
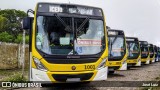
(22, 2, 108, 83)
(108, 30, 127, 74)
(126, 37, 141, 67)
(140, 41, 150, 64)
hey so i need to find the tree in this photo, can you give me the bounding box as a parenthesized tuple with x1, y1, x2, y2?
(0, 15, 8, 32)
(0, 9, 27, 38)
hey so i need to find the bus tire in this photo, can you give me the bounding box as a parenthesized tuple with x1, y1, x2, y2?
(127, 66, 131, 69)
(109, 71, 115, 74)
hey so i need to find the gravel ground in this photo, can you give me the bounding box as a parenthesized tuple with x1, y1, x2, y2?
(98, 61, 160, 90)
(3, 61, 160, 90)
(107, 62, 160, 81)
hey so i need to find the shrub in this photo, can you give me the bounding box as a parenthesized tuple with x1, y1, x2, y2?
(14, 34, 29, 44)
(14, 34, 23, 43)
(0, 32, 14, 42)
(2, 73, 27, 82)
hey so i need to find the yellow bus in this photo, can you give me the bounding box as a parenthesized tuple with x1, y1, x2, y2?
(154, 45, 158, 62)
(108, 30, 128, 74)
(22, 2, 108, 82)
(126, 37, 141, 67)
(149, 44, 155, 63)
(139, 41, 150, 64)
(158, 47, 160, 61)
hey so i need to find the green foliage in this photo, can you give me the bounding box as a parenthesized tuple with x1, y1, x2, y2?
(0, 32, 14, 42)
(0, 9, 29, 43)
(14, 34, 29, 44)
(14, 34, 23, 43)
(0, 32, 29, 44)
(0, 15, 8, 32)
(25, 35, 29, 44)
(2, 73, 27, 82)
(0, 9, 27, 39)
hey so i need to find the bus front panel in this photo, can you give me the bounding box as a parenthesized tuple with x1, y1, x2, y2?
(29, 3, 108, 82)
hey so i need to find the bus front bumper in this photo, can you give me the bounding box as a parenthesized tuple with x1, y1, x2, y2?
(108, 61, 127, 71)
(127, 59, 141, 66)
(141, 58, 150, 64)
(30, 67, 108, 83)
(150, 58, 155, 63)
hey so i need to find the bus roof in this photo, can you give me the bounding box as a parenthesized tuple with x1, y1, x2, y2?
(148, 44, 154, 47)
(37, 2, 102, 9)
(126, 37, 139, 42)
(139, 41, 148, 45)
(36, 2, 103, 16)
(108, 29, 124, 36)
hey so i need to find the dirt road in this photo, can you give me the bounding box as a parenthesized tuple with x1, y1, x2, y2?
(108, 61, 160, 81)
(3, 62, 160, 90)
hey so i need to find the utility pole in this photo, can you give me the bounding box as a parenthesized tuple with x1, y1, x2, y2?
(22, 29, 25, 77)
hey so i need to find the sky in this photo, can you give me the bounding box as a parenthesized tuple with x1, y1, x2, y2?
(0, 0, 160, 46)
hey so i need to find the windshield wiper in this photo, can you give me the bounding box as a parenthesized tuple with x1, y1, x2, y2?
(109, 38, 113, 57)
(76, 17, 89, 32)
(55, 14, 72, 32)
(128, 43, 131, 57)
(75, 17, 89, 42)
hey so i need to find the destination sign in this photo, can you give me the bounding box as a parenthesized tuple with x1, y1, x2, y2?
(108, 31, 118, 35)
(142, 51, 148, 54)
(126, 38, 138, 42)
(77, 39, 102, 46)
(140, 41, 148, 45)
(126, 39, 135, 41)
(37, 3, 102, 16)
(108, 30, 124, 36)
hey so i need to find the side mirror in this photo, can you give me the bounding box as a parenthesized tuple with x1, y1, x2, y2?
(22, 17, 33, 30)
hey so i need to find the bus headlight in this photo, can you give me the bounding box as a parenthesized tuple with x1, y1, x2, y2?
(97, 57, 107, 70)
(122, 59, 127, 64)
(33, 57, 48, 72)
(138, 59, 141, 62)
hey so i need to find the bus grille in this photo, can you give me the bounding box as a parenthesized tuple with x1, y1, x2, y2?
(52, 73, 94, 82)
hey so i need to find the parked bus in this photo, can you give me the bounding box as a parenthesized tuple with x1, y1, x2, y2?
(139, 41, 150, 64)
(158, 47, 160, 61)
(149, 44, 155, 63)
(22, 2, 109, 82)
(108, 29, 128, 74)
(154, 45, 159, 62)
(126, 37, 141, 67)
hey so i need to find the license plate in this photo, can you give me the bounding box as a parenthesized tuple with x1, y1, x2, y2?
(66, 78, 80, 82)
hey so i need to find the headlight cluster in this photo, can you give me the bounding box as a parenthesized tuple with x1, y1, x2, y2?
(97, 57, 107, 70)
(33, 57, 48, 72)
(122, 58, 127, 64)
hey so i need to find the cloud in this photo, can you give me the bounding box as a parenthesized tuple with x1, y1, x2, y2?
(0, 0, 160, 46)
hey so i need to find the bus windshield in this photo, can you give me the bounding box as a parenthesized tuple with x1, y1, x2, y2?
(36, 16, 105, 55)
(149, 46, 154, 58)
(141, 46, 149, 58)
(127, 42, 140, 59)
(108, 36, 125, 59)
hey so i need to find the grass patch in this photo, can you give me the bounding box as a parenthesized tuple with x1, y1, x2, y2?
(2, 73, 27, 82)
(0, 69, 28, 81)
